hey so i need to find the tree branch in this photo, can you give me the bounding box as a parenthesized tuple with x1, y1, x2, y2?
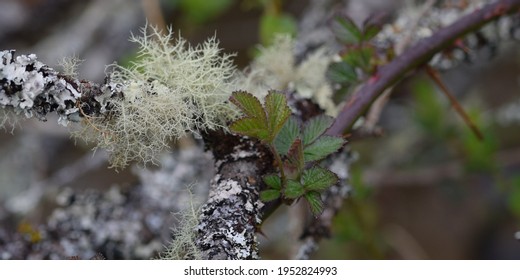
(0, 50, 121, 126)
(196, 130, 274, 259)
(327, 0, 520, 136)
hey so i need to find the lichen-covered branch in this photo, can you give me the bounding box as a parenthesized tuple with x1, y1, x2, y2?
(196, 130, 273, 259)
(0, 50, 120, 126)
(0, 147, 213, 259)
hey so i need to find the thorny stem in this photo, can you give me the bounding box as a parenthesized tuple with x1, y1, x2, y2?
(326, 0, 520, 137)
(362, 0, 437, 133)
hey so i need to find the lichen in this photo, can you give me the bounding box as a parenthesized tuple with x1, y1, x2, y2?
(160, 189, 203, 260)
(58, 55, 84, 79)
(72, 26, 239, 168)
(238, 35, 337, 115)
(0, 50, 81, 124)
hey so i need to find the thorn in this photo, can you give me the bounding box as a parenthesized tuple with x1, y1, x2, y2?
(425, 65, 484, 141)
(256, 225, 269, 240)
(454, 38, 471, 54)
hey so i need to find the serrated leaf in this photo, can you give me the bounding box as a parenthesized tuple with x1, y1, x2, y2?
(362, 23, 381, 42)
(263, 174, 282, 190)
(362, 14, 384, 41)
(302, 166, 338, 191)
(229, 117, 269, 141)
(302, 115, 333, 146)
(327, 62, 358, 84)
(229, 91, 266, 122)
(305, 191, 324, 216)
(265, 91, 291, 141)
(260, 189, 281, 202)
(284, 138, 304, 180)
(274, 116, 300, 156)
(303, 136, 345, 162)
(284, 180, 305, 199)
(332, 17, 362, 44)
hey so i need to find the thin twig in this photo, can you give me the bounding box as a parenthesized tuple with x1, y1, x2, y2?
(425, 65, 484, 140)
(141, 0, 167, 34)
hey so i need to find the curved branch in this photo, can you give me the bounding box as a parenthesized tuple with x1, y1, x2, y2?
(327, 0, 520, 136)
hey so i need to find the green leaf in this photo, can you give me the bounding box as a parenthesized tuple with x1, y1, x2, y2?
(263, 174, 282, 190)
(229, 91, 266, 122)
(332, 17, 362, 44)
(305, 191, 324, 216)
(229, 117, 269, 141)
(303, 136, 345, 162)
(229, 91, 271, 141)
(342, 47, 374, 73)
(327, 62, 358, 84)
(302, 115, 333, 146)
(260, 189, 281, 202)
(358, 46, 375, 73)
(284, 180, 305, 199)
(265, 91, 291, 141)
(284, 138, 304, 180)
(260, 13, 298, 45)
(302, 166, 338, 191)
(274, 116, 300, 156)
(362, 17, 382, 41)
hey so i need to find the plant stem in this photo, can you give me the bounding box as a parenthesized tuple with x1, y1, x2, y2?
(326, 0, 520, 137)
(270, 144, 286, 186)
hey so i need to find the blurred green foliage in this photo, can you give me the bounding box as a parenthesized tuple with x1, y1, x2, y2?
(259, 13, 297, 45)
(246, 0, 297, 45)
(166, 0, 234, 24)
(412, 79, 449, 139)
(320, 167, 387, 259)
(507, 176, 520, 218)
(458, 108, 498, 173)
(411, 79, 498, 172)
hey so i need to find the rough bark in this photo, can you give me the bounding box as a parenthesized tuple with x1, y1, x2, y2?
(196, 130, 274, 259)
(0, 50, 121, 126)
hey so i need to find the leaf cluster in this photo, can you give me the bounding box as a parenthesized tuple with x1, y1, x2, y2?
(229, 90, 290, 143)
(327, 16, 391, 99)
(229, 91, 345, 215)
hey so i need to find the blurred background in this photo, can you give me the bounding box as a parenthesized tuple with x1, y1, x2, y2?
(0, 0, 519, 259)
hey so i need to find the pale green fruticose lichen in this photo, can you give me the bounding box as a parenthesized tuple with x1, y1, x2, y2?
(58, 55, 84, 79)
(238, 35, 337, 115)
(74, 30, 335, 168)
(73, 26, 239, 168)
(160, 188, 203, 260)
